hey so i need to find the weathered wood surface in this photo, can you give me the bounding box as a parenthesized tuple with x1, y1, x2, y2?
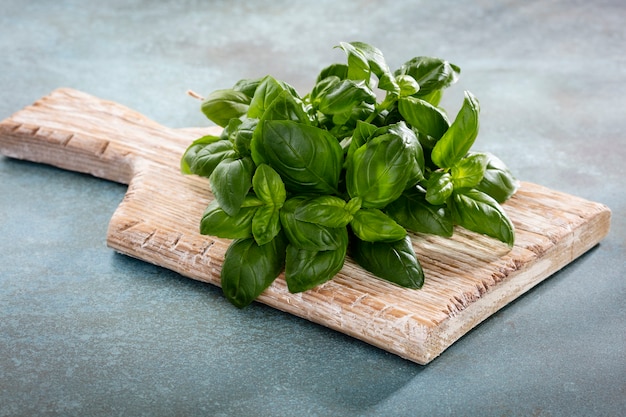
(0, 88, 611, 364)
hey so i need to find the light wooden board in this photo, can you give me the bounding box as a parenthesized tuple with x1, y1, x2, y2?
(0, 88, 611, 364)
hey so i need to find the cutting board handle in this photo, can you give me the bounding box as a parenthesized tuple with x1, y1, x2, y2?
(0, 88, 218, 184)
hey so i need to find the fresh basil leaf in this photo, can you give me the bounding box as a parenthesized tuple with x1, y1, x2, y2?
(200, 89, 251, 127)
(209, 156, 254, 216)
(230, 117, 258, 157)
(473, 152, 520, 203)
(187, 139, 237, 178)
(350, 208, 406, 242)
(247, 75, 300, 119)
(373, 121, 426, 186)
(312, 78, 376, 115)
(451, 152, 489, 189)
(329, 102, 376, 139)
(254, 120, 342, 194)
(450, 189, 515, 247)
(220, 234, 287, 308)
(345, 197, 362, 215)
(418, 89, 444, 107)
(294, 195, 352, 228)
(260, 89, 311, 124)
(180, 134, 223, 175)
(396, 74, 420, 97)
(310, 76, 340, 105)
(225, 118, 243, 142)
(353, 119, 378, 144)
(425, 171, 453, 205)
(280, 197, 346, 251)
(199, 197, 262, 239)
(394, 56, 460, 97)
(385, 188, 453, 237)
(344, 120, 376, 166)
(249, 120, 269, 167)
(316, 63, 349, 82)
(252, 204, 282, 246)
(346, 133, 413, 208)
(233, 77, 262, 99)
(252, 164, 286, 207)
(351, 235, 424, 289)
(250, 165, 285, 247)
(285, 227, 348, 293)
(398, 96, 450, 142)
(336, 41, 400, 93)
(431, 91, 480, 169)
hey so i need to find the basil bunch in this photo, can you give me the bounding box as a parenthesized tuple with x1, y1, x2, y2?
(182, 42, 519, 308)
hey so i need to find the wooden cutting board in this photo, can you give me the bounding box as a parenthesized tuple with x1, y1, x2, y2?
(0, 88, 611, 364)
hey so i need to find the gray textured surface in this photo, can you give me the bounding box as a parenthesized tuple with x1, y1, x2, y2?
(1, 1, 624, 416)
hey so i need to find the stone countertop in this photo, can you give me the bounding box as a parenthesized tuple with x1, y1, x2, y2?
(1, 1, 624, 416)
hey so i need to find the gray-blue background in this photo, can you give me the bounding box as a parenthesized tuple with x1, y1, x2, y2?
(1, 1, 624, 416)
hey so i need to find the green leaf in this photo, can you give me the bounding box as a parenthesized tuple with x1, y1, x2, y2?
(229, 117, 258, 157)
(346, 133, 413, 208)
(373, 121, 425, 186)
(285, 227, 348, 293)
(220, 235, 287, 308)
(310, 76, 339, 103)
(336, 41, 400, 93)
(329, 101, 376, 135)
(350, 208, 406, 242)
(260, 89, 310, 124)
(250, 164, 286, 245)
(431, 91, 480, 169)
(353, 120, 378, 144)
(252, 164, 286, 207)
(394, 56, 460, 97)
(247, 75, 300, 119)
(474, 152, 520, 203)
(398, 96, 450, 141)
(280, 197, 347, 251)
(209, 156, 254, 216)
(385, 188, 454, 237)
(311, 77, 376, 115)
(351, 235, 424, 289)
(419, 89, 444, 107)
(396, 74, 420, 97)
(253, 120, 342, 194)
(180, 134, 223, 175)
(425, 171, 454, 205)
(199, 197, 263, 239)
(249, 120, 269, 167)
(294, 195, 352, 228)
(201, 89, 251, 127)
(316, 63, 349, 82)
(345, 120, 377, 165)
(252, 204, 282, 246)
(451, 152, 489, 189)
(450, 189, 515, 247)
(232, 77, 262, 98)
(185, 139, 237, 178)
(345, 197, 362, 215)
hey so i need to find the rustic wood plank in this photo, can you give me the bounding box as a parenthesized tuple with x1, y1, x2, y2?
(0, 88, 611, 364)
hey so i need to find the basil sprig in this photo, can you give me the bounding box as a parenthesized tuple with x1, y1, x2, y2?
(182, 42, 519, 308)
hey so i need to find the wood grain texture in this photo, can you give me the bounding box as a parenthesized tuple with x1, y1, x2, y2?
(0, 88, 611, 364)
